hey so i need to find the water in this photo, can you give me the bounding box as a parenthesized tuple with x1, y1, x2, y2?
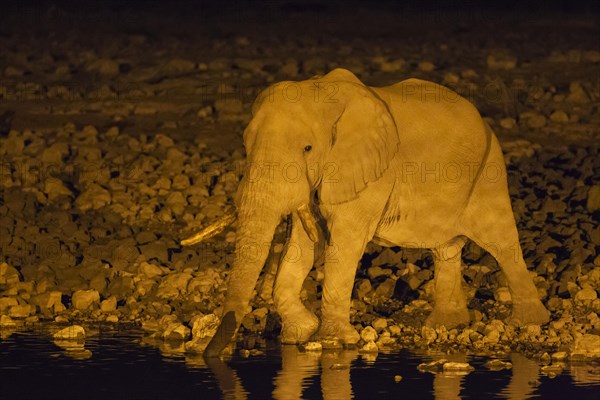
(1, 329, 599, 400)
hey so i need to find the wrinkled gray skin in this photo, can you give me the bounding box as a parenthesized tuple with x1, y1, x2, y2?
(204, 68, 550, 357)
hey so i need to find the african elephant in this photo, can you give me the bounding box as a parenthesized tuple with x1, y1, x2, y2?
(202, 68, 550, 357)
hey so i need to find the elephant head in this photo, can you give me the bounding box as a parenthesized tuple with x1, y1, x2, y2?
(204, 68, 399, 357)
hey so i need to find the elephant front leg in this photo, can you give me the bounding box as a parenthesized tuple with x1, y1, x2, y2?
(317, 237, 367, 345)
(274, 214, 319, 344)
(426, 236, 470, 328)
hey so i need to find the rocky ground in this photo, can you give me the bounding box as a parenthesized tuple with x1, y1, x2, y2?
(0, 4, 599, 368)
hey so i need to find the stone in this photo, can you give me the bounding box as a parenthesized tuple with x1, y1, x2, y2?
(163, 322, 191, 341)
(372, 318, 388, 332)
(157, 272, 192, 299)
(443, 362, 474, 372)
(361, 326, 378, 342)
(75, 184, 111, 211)
(526, 324, 542, 337)
(162, 58, 196, 74)
(374, 278, 396, 298)
(54, 325, 86, 340)
(487, 50, 517, 70)
(418, 61, 435, 71)
(100, 296, 117, 312)
(0, 297, 19, 313)
(191, 314, 220, 339)
(304, 341, 323, 352)
(567, 82, 589, 103)
(551, 351, 568, 361)
(106, 315, 119, 323)
(495, 287, 512, 303)
(30, 291, 63, 311)
(575, 287, 598, 304)
(44, 178, 73, 201)
(0, 315, 17, 328)
(86, 59, 119, 76)
(71, 289, 100, 310)
(9, 305, 34, 318)
(500, 117, 516, 130)
(0, 262, 21, 285)
(361, 340, 379, 353)
(587, 185, 600, 212)
(138, 262, 164, 278)
(421, 326, 437, 344)
(355, 279, 372, 299)
(485, 359, 512, 370)
(549, 110, 569, 123)
(394, 375, 403, 383)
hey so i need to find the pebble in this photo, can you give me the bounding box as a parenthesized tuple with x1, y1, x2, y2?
(304, 342, 323, 352)
(361, 326, 378, 342)
(394, 375, 402, 382)
(587, 185, 600, 212)
(54, 325, 86, 340)
(484, 359, 512, 370)
(487, 49, 517, 70)
(72, 289, 100, 310)
(549, 110, 569, 123)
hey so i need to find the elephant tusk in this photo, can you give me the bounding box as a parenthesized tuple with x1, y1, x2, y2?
(181, 207, 237, 246)
(297, 203, 319, 242)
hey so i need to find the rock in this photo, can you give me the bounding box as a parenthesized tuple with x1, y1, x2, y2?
(71, 289, 100, 310)
(361, 326, 378, 342)
(30, 291, 63, 311)
(44, 178, 73, 201)
(443, 362, 474, 372)
(541, 365, 564, 375)
(214, 98, 243, 119)
(139, 242, 169, 264)
(162, 58, 196, 74)
(567, 82, 589, 103)
(106, 315, 119, 323)
(0, 315, 17, 328)
(374, 278, 396, 298)
(75, 184, 111, 211)
(372, 318, 388, 332)
(485, 359, 512, 370)
(520, 112, 546, 129)
(191, 314, 220, 339)
(355, 279, 372, 299)
(86, 59, 119, 76)
(500, 117, 516, 130)
(526, 324, 541, 337)
(9, 305, 34, 318)
(549, 110, 569, 123)
(157, 272, 192, 299)
(418, 61, 435, 71)
(138, 261, 164, 278)
(587, 185, 600, 212)
(417, 359, 447, 372)
(163, 322, 191, 341)
(571, 334, 600, 359)
(575, 287, 598, 304)
(367, 266, 390, 279)
(100, 296, 117, 312)
(0, 262, 21, 285)
(487, 49, 517, 70)
(495, 287, 512, 303)
(54, 325, 86, 340)
(394, 375, 403, 382)
(134, 104, 157, 115)
(551, 351, 568, 361)
(304, 342, 323, 352)
(361, 340, 379, 353)
(0, 297, 19, 313)
(421, 326, 437, 344)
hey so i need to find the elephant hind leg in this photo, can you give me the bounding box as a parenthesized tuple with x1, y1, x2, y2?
(274, 213, 319, 344)
(426, 236, 470, 328)
(464, 183, 550, 325)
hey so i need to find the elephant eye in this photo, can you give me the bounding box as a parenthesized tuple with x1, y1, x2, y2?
(304, 145, 312, 152)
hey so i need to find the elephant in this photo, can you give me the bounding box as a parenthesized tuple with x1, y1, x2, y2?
(201, 68, 550, 357)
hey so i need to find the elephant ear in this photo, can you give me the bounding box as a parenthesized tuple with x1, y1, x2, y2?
(318, 71, 399, 204)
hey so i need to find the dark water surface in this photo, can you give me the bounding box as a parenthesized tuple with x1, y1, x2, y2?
(1, 330, 599, 400)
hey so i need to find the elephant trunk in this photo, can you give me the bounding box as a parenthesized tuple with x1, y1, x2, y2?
(204, 175, 283, 357)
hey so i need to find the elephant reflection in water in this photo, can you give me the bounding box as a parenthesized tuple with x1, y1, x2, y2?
(203, 348, 597, 400)
(427, 352, 540, 400)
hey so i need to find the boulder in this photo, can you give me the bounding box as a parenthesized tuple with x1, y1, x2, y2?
(54, 325, 86, 340)
(71, 289, 100, 310)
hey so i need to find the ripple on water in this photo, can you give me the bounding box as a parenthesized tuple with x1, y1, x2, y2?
(0, 332, 599, 399)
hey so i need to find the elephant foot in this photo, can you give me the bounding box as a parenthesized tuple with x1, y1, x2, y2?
(506, 300, 550, 326)
(280, 310, 319, 344)
(425, 306, 470, 328)
(314, 321, 360, 345)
